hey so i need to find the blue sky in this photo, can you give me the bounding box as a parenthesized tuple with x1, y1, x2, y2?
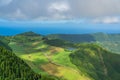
(0, 0, 120, 35)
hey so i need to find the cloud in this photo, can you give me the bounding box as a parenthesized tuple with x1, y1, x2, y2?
(48, 1, 71, 20)
(69, 0, 120, 18)
(92, 17, 120, 24)
(7, 9, 27, 20)
(48, 2, 70, 13)
(0, 0, 13, 6)
(0, 0, 120, 22)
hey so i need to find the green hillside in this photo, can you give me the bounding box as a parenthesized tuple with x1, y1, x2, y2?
(70, 44, 120, 80)
(47, 34, 96, 43)
(1, 32, 120, 80)
(0, 47, 41, 80)
(47, 33, 120, 54)
(8, 32, 92, 80)
(9, 31, 44, 53)
(0, 34, 62, 80)
(0, 39, 12, 51)
(47, 33, 120, 43)
(0, 47, 61, 80)
(92, 33, 120, 54)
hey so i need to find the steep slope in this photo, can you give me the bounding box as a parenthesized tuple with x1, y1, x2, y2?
(92, 33, 120, 54)
(0, 40, 12, 51)
(70, 44, 120, 80)
(0, 47, 41, 80)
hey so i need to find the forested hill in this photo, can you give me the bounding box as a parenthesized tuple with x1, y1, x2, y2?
(0, 40, 12, 51)
(47, 33, 120, 43)
(47, 33, 120, 54)
(70, 44, 120, 80)
(16, 31, 41, 37)
(0, 47, 41, 80)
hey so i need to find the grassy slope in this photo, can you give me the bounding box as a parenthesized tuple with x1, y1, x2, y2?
(7, 32, 120, 80)
(10, 42, 91, 80)
(41, 63, 91, 80)
(8, 32, 92, 80)
(70, 44, 120, 80)
(0, 35, 61, 80)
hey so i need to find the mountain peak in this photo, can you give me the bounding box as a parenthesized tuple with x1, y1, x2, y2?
(16, 31, 41, 36)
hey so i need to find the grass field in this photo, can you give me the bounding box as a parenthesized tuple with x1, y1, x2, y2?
(41, 63, 91, 80)
(9, 41, 92, 80)
(51, 50, 78, 69)
(11, 46, 91, 80)
(19, 51, 92, 80)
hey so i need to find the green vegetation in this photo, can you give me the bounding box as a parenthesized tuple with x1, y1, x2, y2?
(8, 32, 91, 80)
(47, 33, 120, 54)
(41, 63, 91, 80)
(0, 41, 12, 51)
(9, 31, 44, 53)
(0, 32, 120, 80)
(92, 33, 120, 54)
(47, 34, 96, 43)
(44, 39, 74, 48)
(0, 47, 41, 80)
(70, 44, 120, 80)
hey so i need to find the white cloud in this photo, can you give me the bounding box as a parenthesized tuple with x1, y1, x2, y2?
(69, 0, 120, 18)
(48, 2, 70, 13)
(48, 1, 71, 20)
(93, 17, 120, 24)
(0, 0, 120, 23)
(0, 0, 13, 6)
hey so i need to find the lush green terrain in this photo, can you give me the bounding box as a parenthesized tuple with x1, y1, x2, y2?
(0, 47, 41, 80)
(47, 33, 120, 54)
(70, 44, 120, 80)
(0, 36, 12, 51)
(0, 31, 120, 80)
(0, 36, 62, 80)
(8, 32, 89, 80)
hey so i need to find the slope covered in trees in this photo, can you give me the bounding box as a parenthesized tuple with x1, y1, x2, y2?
(70, 44, 120, 80)
(47, 33, 120, 43)
(47, 33, 120, 54)
(0, 40, 12, 51)
(0, 47, 41, 80)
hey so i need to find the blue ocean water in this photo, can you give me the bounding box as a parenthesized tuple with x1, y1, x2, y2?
(0, 22, 120, 35)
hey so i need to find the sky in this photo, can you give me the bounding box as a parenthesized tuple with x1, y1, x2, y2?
(0, 0, 120, 35)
